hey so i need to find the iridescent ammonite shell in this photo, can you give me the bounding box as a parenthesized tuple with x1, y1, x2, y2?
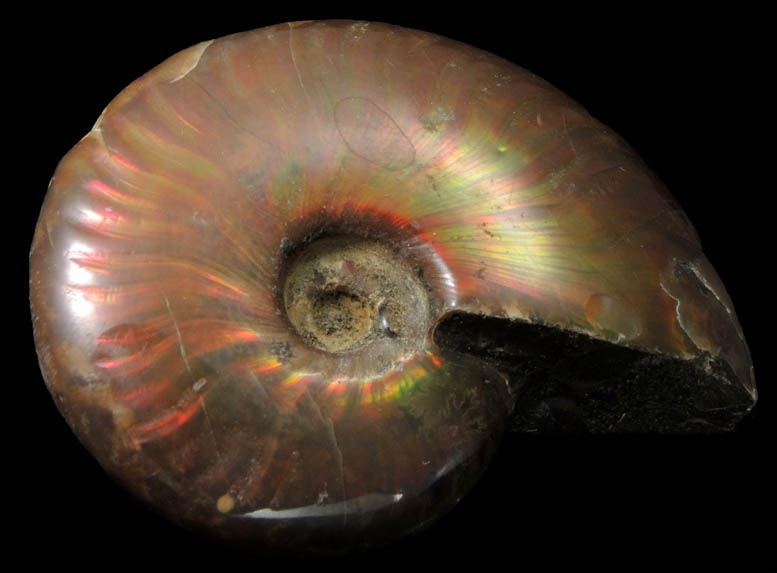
(29, 20, 756, 552)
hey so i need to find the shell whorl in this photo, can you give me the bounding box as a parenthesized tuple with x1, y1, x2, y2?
(29, 20, 755, 551)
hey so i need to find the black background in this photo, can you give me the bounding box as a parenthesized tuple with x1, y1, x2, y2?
(18, 6, 771, 567)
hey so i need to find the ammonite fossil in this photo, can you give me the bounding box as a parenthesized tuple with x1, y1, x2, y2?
(30, 20, 756, 553)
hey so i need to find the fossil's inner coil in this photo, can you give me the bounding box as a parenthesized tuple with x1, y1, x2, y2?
(283, 237, 431, 364)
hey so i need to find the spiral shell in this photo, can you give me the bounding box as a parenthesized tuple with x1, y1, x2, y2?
(30, 20, 755, 551)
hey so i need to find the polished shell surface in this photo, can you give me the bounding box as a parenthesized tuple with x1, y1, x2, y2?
(30, 20, 755, 550)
